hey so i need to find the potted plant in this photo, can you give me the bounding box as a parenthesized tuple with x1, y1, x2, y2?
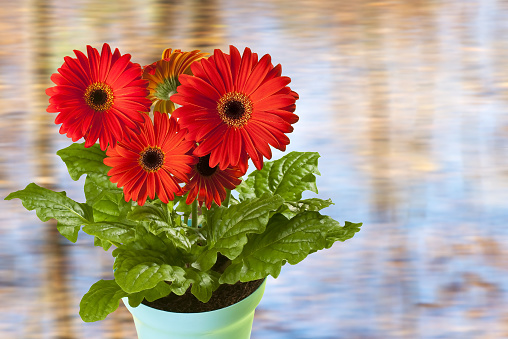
(5, 44, 362, 339)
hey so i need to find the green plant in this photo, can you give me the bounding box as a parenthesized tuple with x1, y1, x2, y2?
(5, 43, 361, 322)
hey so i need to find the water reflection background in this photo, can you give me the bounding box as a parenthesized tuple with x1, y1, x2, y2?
(1, 0, 508, 338)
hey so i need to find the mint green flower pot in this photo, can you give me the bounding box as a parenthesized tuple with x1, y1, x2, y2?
(122, 280, 266, 339)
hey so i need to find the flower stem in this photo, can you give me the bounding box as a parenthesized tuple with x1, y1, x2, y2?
(223, 189, 231, 208)
(191, 199, 198, 228)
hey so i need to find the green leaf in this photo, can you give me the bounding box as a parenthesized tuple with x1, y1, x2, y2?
(91, 192, 132, 222)
(187, 269, 221, 303)
(79, 279, 177, 322)
(175, 195, 192, 215)
(5, 183, 93, 242)
(128, 203, 168, 227)
(79, 280, 128, 322)
(84, 173, 124, 206)
(127, 281, 173, 307)
(142, 281, 173, 302)
(94, 236, 112, 251)
(126, 224, 178, 253)
(113, 248, 188, 293)
(83, 220, 136, 244)
(126, 290, 145, 308)
(194, 193, 284, 271)
(57, 223, 82, 244)
(91, 196, 119, 222)
(127, 203, 191, 251)
(221, 211, 342, 284)
(279, 198, 334, 218)
(286, 198, 334, 212)
(235, 181, 256, 200)
(325, 221, 362, 248)
(84, 175, 103, 204)
(239, 152, 320, 202)
(112, 245, 219, 302)
(57, 143, 109, 181)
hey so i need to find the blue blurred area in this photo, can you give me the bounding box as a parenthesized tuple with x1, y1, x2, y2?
(1, 0, 508, 338)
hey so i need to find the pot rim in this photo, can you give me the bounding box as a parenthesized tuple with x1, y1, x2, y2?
(122, 278, 267, 316)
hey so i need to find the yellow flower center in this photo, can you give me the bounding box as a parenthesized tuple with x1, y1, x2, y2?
(217, 92, 253, 128)
(139, 146, 165, 172)
(83, 82, 114, 112)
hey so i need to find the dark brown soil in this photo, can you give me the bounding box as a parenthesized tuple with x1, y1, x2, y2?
(142, 279, 264, 313)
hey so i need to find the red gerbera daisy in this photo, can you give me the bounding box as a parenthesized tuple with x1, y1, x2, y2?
(171, 45, 299, 171)
(103, 111, 196, 206)
(183, 153, 244, 209)
(46, 44, 152, 150)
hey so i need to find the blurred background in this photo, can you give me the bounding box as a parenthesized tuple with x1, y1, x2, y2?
(1, 0, 508, 338)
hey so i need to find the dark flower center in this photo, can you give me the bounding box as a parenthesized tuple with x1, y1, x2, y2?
(196, 154, 217, 177)
(84, 82, 114, 112)
(217, 92, 253, 128)
(90, 89, 108, 106)
(224, 100, 245, 120)
(139, 147, 165, 172)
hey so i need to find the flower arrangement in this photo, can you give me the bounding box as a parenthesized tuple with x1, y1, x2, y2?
(5, 44, 362, 322)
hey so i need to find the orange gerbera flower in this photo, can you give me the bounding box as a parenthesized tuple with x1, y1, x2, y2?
(143, 49, 207, 114)
(103, 111, 196, 206)
(171, 45, 299, 172)
(183, 154, 244, 209)
(46, 44, 151, 150)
